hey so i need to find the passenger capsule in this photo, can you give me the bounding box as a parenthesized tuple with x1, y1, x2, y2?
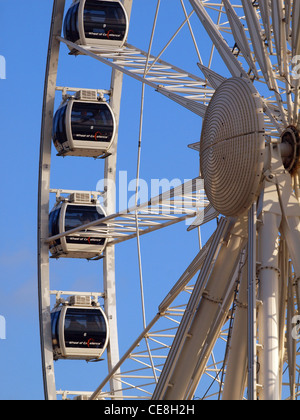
(49, 192, 107, 259)
(64, 0, 129, 51)
(51, 296, 109, 361)
(52, 90, 116, 158)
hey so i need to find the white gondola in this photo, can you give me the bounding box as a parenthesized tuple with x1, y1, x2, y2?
(64, 0, 129, 51)
(49, 192, 107, 259)
(52, 90, 116, 158)
(51, 295, 109, 361)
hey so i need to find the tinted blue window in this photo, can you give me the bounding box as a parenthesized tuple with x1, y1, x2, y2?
(64, 308, 107, 349)
(84, 0, 126, 41)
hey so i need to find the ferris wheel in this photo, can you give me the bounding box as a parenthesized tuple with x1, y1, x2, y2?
(38, 0, 300, 400)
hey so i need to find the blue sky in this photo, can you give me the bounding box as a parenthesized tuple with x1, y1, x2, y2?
(0, 0, 219, 399)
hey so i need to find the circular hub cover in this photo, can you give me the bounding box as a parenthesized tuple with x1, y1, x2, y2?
(200, 77, 265, 217)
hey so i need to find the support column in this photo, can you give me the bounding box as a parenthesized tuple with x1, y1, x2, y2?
(160, 219, 247, 400)
(247, 203, 257, 400)
(257, 212, 281, 400)
(222, 257, 248, 400)
(102, 0, 133, 398)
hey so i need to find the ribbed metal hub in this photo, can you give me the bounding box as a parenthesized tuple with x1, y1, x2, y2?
(200, 77, 266, 217)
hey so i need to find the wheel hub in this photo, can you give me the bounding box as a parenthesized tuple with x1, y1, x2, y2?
(200, 77, 266, 217)
(280, 126, 300, 174)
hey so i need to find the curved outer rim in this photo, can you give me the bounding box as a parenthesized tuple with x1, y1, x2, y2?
(38, 0, 132, 400)
(38, 0, 66, 400)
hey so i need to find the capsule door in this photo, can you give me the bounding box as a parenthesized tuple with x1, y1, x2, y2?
(61, 202, 108, 259)
(59, 306, 109, 360)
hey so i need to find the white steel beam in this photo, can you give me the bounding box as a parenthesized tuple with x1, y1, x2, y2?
(247, 203, 258, 401)
(254, 143, 300, 400)
(46, 178, 208, 246)
(152, 217, 248, 400)
(271, 0, 286, 76)
(57, 37, 214, 118)
(189, 0, 283, 131)
(278, 240, 289, 400)
(90, 230, 217, 400)
(38, 0, 65, 400)
(197, 63, 226, 89)
(292, 0, 300, 58)
(271, 0, 293, 121)
(223, 0, 259, 79)
(292, 1, 300, 128)
(286, 266, 297, 400)
(222, 253, 248, 400)
(257, 0, 272, 52)
(241, 0, 275, 89)
(189, 0, 248, 79)
(102, 0, 133, 398)
(156, 87, 208, 118)
(257, 212, 281, 400)
(241, 0, 288, 126)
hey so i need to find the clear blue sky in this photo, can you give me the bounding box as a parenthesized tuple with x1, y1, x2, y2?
(0, 0, 218, 399)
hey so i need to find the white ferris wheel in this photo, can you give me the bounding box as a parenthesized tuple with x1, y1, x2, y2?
(38, 0, 300, 400)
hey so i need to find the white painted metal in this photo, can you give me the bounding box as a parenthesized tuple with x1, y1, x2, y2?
(38, 0, 66, 400)
(257, 212, 281, 400)
(247, 204, 257, 400)
(101, 1, 133, 397)
(152, 218, 246, 399)
(223, 0, 259, 79)
(189, 0, 248, 79)
(57, 37, 215, 117)
(241, 0, 278, 93)
(46, 178, 208, 246)
(200, 77, 265, 217)
(292, 1, 300, 58)
(165, 219, 247, 400)
(286, 265, 297, 400)
(90, 218, 229, 400)
(197, 63, 226, 90)
(189, 0, 283, 131)
(222, 249, 248, 400)
(38, 0, 133, 400)
(39, 0, 300, 401)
